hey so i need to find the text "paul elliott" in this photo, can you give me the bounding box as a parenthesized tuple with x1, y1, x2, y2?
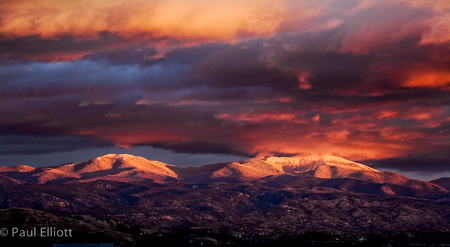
(12, 227, 73, 237)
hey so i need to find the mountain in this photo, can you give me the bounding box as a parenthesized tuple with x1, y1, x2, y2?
(0, 153, 447, 197)
(2, 154, 450, 237)
(0, 154, 178, 184)
(174, 155, 447, 196)
(0, 174, 22, 187)
(430, 177, 450, 191)
(185, 155, 403, 183)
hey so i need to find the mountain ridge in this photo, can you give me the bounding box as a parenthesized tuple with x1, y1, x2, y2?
(2, 154, 450, 236)
(0, 153, 447, 196)
(0, 154, 178, 184)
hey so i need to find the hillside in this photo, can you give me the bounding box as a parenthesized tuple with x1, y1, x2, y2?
(0, 154, 178, 184)
(430, 177, 450, 191)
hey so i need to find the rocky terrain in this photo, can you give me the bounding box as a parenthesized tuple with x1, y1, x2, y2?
(1, 154, 450, 245)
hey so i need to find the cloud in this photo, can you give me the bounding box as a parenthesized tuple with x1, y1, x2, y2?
(0, 0, 325, 42)
(0, 32, 136, 62)
(1, 0, 450, 175)
(1, 28, 449, 163)
(215, 113, 304, 123)
(420, 15, 450, 44)
(325, 130, 350, 143)
(402, 70, 450, 89)
(397, 0, 450, 12)
(0, 135, 105, 155)
(364, 153, 450, 172)
(338, 4, 431, 54)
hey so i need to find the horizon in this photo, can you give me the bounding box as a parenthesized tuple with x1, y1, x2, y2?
(1, 1, 450, 182)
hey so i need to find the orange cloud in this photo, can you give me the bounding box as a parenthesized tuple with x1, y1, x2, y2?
(403, 71, 450, 89)
(26, 52, 89, 62)
(412, 113, 432, 120)
(215, 113, 302, 123)
(310, 115, 320, 122)
(380, 129, 425, 141)
(254, 97, 294, 104)
(325, 130, 350, 143)
(376, 110, 398, 119)
(0, 0, 323, 42)
(247, 134, 405, 161)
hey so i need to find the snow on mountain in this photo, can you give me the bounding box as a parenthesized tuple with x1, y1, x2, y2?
(191, 154, 409, 185)
(0, 154, 177, 184)
(0, 153, 446, 195)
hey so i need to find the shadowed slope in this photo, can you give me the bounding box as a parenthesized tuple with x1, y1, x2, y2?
(0, 174, 22, 187)
(430, 177, 450, 191)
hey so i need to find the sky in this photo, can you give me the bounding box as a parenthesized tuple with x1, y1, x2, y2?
(1, 0, 450, 181)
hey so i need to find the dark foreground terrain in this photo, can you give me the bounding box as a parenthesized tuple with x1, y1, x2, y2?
(1, 154, 450, 246)
(2, 179, 450, 233)
(2, 207, 450, 247)
(1, 179, 450, 246)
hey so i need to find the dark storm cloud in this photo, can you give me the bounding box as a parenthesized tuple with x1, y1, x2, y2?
(1, 0, 450, 176)
(1, 30, 449, 161)
(86, 42, 229, 67)
(0, 32, 135, 62)
(145, 141, 252, 157)
(192, 46, 299, 91)
(85, 46, 158, 66)
(364, 153, 450, 172)
(0, 135, 105, 155)
(0, 59, 192, 101)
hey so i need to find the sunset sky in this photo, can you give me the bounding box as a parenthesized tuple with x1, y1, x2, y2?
(1, 0, 450, 180)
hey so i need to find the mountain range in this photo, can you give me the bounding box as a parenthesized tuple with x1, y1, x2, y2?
(2, 153, 450, 237)
(0, 154, 446, 193)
